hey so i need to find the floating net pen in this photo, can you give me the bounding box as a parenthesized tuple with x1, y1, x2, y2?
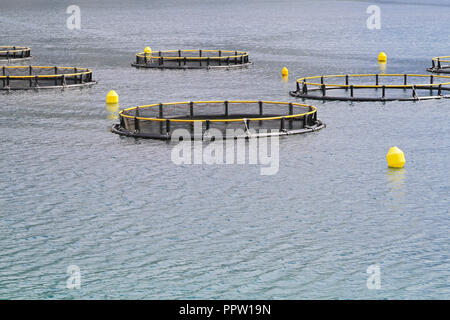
(428, 56, 450, 74)
(132, 49, 251, 69)
(0, 46, 31, 61)
(112, 100, 325, 140)
(0, 66, 96, 90)
(290, 74, 450, 101)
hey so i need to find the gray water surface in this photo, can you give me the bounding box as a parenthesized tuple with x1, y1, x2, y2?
(0, 0, 449, 299)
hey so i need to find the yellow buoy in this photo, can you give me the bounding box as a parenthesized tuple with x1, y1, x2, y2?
(378, 52, 387, 63)
(386, 146, 405, 168)
(106, 90, 119, 104)
(281, 66, 289, 77)
(144, 46, 152, 55)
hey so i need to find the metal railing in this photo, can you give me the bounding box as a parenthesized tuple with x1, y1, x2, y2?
(0, 46, 31, 60)
(133, 49, 250, 68)
(0, 66, 95, 90)
(114, 101, 322, 139)
(290, 74, 450, 101)
(428, 56, 450, 74)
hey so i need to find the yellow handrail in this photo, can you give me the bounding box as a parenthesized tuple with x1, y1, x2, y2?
(120, 101, 316, 123)
(0, 66, 92, 79)
(136, 49, 249, 61)
(0, 46, 30, 54)
(296, 74, 450, 88)
(432, 56, 450, 63)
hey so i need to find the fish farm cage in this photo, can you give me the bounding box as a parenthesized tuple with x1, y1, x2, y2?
(427, 56, 450, 74)
(0, 66, 96, 90)
(290, 74, 450, 101)
(111, 101, 325, 140)
(132, 49, 251, 69)
(0, 46, 31, 61)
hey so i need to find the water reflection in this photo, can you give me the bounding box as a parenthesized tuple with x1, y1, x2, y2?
(386, 167, 406, 209)
(378, 62, 387, 73)
(106, 103, 119, 120)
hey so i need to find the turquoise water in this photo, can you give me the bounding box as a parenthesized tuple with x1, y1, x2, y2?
(0, 0, 449, 299)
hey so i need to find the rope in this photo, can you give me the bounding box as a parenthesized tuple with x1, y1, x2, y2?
(62, 75, 67, 88)
(242, 118, 254, 138)
(412, 86, 418, 99)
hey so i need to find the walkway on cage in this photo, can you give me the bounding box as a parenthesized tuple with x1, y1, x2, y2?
(290, 74, 450, 101)
(111, 100, 325, 140)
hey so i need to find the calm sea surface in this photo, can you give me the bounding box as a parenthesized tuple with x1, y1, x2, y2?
(0, 0, 449, 299)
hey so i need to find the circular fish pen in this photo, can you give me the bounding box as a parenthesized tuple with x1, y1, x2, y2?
(111, 101, 325, 140)
(290, 74, 450, 101)
(0, 66, 96, 90)
(132, 49, 251, 69)
(427, 56, 450, 74)
(0, 46, 31, 61)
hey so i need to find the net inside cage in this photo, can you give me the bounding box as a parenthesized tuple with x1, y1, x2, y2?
(291, 74, 450, 101)
(0, 46, 31, 59)
(115, 101, 321, 140)
(0, 66, 94, 89)
(133, 50, 250, 68)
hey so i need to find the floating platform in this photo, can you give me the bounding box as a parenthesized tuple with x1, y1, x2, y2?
(0, 66, 96, 90)
(0, 46, 31, 61)
(290, 74, 450, 101)
(131, 49, 251, 69)
(111, 100, 325, 140)
(427, 56, 450, 74)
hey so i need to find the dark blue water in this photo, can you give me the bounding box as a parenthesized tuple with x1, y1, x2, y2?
(0, 0, 449, 299)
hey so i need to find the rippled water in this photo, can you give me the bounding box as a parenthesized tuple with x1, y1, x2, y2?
(0, 0, 449, 299)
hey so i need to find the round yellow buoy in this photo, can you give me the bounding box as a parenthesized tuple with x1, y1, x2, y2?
(106, 90, 119, 104)
(144, 46, 152, 55)
(281, 66, 289, 77)
(378, 52, 387, 63)
(386, 146, 405, 168)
